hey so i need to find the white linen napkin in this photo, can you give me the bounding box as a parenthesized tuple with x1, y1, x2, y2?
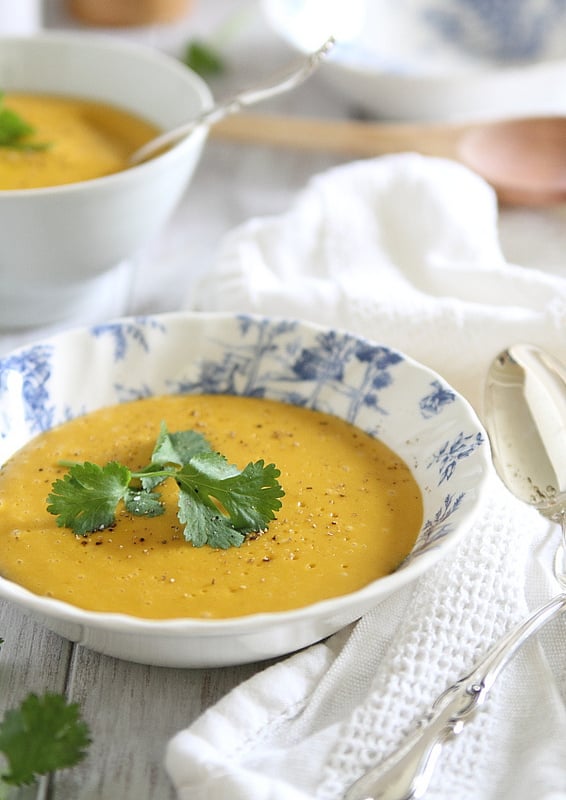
(167, 154, 566, 800)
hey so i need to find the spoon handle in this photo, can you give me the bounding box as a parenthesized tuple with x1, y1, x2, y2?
(198, 37, 335, 127)
(210, 113, 466, 160)
(344, 592, 566, 800)
(130, 37, 335, 165)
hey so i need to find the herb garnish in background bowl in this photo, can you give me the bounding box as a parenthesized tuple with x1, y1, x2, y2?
(0, 92, 49, 151)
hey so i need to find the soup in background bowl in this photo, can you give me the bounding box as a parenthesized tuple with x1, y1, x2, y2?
(0, 312, 491, 667)
(0, 33, 211, 328)
(0, 92, 162, 190)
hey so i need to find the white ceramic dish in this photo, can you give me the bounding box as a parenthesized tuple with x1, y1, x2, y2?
(0, 33, 211, 329)
(0, 312, 491, 667)
(262, 0, 566, 120)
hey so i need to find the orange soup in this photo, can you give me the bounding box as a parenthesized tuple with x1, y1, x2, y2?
(0, 394, 422, 618)
(0, 93, 160, 189)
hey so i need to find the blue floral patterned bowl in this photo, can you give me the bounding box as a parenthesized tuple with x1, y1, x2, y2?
(263, 0, 566, 120)
(0, 312, 491, 667)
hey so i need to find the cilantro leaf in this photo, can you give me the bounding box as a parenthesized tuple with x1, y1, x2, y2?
(178, 489, 246, 549)
(0, 92, 50, 151)
(47, 461, 131, 535)
(219, 459, 284, 530)
(139, 424, 212, 491)
(0, 107, 33, 145)
(123, 487, 164, 517)
(0, 693, 90, 786)
(176, 453, 284, 547)
(184, 40, 225, 77)
(151, 423, 213, 467)
(177, 453, 283, 530)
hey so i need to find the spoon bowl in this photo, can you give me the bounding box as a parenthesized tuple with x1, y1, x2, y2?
(485, 343, 566, 520)
(211, 113, 566, 206)
(485, 342, 566, 590)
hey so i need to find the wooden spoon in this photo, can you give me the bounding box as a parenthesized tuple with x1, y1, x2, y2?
(211, 113, 566, 207)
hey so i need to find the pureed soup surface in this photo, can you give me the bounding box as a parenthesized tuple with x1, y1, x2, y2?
(0, 93, 160, 189)
(0, 395, 423, 619)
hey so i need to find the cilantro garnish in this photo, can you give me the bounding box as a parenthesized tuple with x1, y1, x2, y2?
(0, 693, 90, 788)
(0, 638, 90, 791)
(47, 423, 284, 549)
(184, 40, 225, 77)
(0, 639, 91, 797)
(182, 6, 253, 77)
(0, 92, 49, 152)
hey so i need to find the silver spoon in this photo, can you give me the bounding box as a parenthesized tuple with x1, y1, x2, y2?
(129, 36, 335, 166)
(344, 343, 566, 800)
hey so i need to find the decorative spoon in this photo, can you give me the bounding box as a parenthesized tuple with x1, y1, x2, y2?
(344, 343, 566, 800)
(129, 37, 334, 166)
(210, 112, 566, 207)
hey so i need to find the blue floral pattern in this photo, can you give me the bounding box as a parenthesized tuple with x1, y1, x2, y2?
(92, 317, 166, 361)
(428, 431, 485, 485)
(265, 0, 566, 73)
(402, 492, 466, 566)
(424, 0, 566, 61)
(0, 312, 490, 572)
(419, 380, 456, 418)
(0, 344, 55, 436)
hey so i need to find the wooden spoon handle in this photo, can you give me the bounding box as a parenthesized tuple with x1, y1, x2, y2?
(210, 113, 467, 160)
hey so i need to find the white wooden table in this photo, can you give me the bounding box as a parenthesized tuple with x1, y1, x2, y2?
(2, 2, 566, 797)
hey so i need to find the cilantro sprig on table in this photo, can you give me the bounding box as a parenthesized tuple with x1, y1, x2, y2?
(47, 424, 284, 549)
(0, 640, 90, 793)
(0, 693, 90, 790)
(0, 92, 49, 152)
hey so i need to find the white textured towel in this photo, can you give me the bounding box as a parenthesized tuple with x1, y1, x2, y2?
(167, 154, 566, 799)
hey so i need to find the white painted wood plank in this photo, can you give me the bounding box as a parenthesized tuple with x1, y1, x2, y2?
(0, 601, 72, 800)
(51, 645, 268, 799)
(0, 601, 71, 707)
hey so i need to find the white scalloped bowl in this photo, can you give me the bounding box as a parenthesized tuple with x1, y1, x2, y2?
(262, 0, 566, 121)
(0, 312, 491, 667)
(0, 33, 211, 328)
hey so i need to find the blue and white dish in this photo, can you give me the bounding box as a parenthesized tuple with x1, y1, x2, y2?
(262, 0, 566, 120)
(0, 312, 491, 667)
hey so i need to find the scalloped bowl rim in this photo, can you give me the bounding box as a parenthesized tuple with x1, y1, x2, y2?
(0, 312, 492, 662)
